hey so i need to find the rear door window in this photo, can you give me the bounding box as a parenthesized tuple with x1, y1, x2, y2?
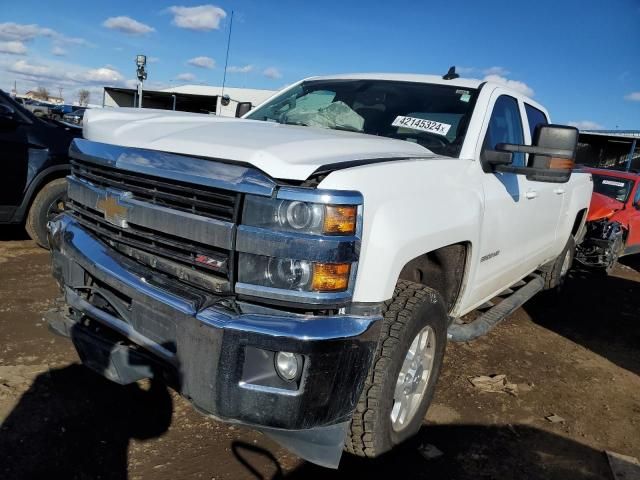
(524, 103, 548, 140)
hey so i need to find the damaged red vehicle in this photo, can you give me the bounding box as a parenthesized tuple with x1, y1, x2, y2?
(576, 168, 640, 272)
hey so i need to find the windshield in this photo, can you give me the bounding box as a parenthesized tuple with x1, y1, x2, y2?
(592, 174, 634, 203)
(246, 79, 478, 157)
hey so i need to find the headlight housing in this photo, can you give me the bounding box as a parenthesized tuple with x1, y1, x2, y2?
(242, 196, 357, 236)
(238, 253, 350, 292)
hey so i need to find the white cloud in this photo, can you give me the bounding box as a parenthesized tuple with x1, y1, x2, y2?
(6, 59, 124, 87)
(168, 5, 227, 31)
(187, 56, 215, 69)
(263, 67, 282, 79)
(102, 16, 155, 35)
(227, 64, 253, 73)
(456, 66, 476, 75)
(51, 46, 66, 56)
(0, 22, 87, 46)
(483, 66, 510, 76)
(483, 74, 534, 97)
(147, 56, 159, 63)
(624, 92, 640, 102)
(568, 120, 604, 130)
(176, 72, 195, 81)
(81, 67, 124, 83)
(0, 40, 27, 55)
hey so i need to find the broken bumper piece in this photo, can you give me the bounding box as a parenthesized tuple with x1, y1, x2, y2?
(47, 215, 382, 468)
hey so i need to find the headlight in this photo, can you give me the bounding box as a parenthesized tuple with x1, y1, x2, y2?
(242, 196, 357, 236)
(238, 253, 350, 292)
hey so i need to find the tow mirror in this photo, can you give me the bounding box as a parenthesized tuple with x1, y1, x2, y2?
(0, 104, 18, 126)
(491, 125, 578, 183)
(235, 102, 252, 118)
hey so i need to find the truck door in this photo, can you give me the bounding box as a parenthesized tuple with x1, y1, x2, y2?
(470, 93, 540, 306)
(520, 102, 565, 261)
(0, 96, 29, 215)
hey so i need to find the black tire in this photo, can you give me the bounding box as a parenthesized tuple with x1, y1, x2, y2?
(345, 280, 448, 457)
(25, 178, 68, 249)
(539, 236, 575, 290)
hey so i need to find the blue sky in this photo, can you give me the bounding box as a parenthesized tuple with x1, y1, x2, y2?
(1, 0, 638, 129)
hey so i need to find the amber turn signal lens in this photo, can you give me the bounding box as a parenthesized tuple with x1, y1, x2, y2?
(323, 205, 357, 235)
(549, 158, 575, 170)
(311, 263, 350, 292)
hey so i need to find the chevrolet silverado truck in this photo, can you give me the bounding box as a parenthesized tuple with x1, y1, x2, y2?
(46, 72, 592, 468)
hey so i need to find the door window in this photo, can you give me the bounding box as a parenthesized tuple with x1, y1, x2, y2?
(524, 103, 548, 140)
(484, 95, 525, 166)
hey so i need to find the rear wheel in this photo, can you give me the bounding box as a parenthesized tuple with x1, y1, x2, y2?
(25, 178, 68, 249)
(539, 236, 575, 290)
(345, 280, 448, 457)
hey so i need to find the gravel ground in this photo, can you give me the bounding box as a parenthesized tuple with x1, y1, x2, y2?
(0, 230, 638, 479)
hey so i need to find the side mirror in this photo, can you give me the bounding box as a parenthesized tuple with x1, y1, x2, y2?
(235, 102, 252, 118)
(0, 104, 18, 126)
(491, 125, 578, 183)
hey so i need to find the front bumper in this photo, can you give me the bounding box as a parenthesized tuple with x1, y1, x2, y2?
(48, 215, 381, 436)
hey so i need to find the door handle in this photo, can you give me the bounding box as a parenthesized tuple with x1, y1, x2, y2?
(554, 188, 566, 195)
(525, 190, 538, 199)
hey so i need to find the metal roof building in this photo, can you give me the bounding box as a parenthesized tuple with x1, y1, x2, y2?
(577, 130, 640, 172)
(102, 84, 276, 117)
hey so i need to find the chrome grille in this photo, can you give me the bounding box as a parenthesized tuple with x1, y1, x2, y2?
(67, 159, 242, 294)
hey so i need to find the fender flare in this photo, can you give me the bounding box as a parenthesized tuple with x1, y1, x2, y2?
(10, 164, 70, 223)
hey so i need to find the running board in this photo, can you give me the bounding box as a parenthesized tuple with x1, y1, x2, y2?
(448, 275, 544, 342)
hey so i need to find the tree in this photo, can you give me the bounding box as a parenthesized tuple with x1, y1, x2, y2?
(78, 89, 90, 106)
(34, 86, 49, 100)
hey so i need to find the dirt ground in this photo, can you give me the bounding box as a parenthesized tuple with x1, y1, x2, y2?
(0, 228, 638, 480)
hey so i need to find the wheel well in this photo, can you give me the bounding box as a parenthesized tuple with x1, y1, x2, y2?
(19, 167, 70, 220)
(398, 242, 469, 313)
(572, 208, 588, 240)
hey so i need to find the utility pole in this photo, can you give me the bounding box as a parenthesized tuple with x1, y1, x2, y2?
(220, 10, 234, 113)
(58, 87, 63, 103)
(135, 55, 147, 108)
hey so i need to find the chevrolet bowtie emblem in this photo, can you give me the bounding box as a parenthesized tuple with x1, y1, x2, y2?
(96, 194, 129, 228)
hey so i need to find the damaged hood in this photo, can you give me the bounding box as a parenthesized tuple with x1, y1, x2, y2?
(587, 192, 624, 221)
(83, 108, 433, 180)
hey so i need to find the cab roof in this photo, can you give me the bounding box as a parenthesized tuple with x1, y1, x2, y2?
(584, 167, 639, 181)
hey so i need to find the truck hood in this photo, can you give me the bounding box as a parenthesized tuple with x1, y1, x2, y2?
(587, 192, 624, 221)
(83, 108, 433, 180)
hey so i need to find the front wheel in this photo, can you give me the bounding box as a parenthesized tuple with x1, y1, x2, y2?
(25, 178, 68, 249)
(345, 280, 448, 457)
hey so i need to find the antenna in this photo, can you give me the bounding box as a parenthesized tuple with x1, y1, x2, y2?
(221, 10, 234, 102)
(442, 66, 459, 80)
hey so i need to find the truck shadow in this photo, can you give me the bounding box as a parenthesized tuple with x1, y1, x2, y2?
(233, 422, 611, 479)
(525, 264, 640, 376)
(0, 364, 173, 480)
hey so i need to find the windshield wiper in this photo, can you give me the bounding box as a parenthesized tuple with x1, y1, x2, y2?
(281, 120, 310, 127)
(332, 125, 362, 133)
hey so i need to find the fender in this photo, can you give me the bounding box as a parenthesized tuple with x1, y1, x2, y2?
(10, 164, 70, 223)
(318, 156, 482, 307)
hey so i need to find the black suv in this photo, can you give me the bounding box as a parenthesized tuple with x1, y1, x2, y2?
(0, 89, 81, 247)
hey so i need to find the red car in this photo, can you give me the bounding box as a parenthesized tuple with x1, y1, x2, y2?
(575, 168, 640, 272)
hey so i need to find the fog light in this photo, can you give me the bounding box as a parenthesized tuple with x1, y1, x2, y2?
(275, 351, 299, 381)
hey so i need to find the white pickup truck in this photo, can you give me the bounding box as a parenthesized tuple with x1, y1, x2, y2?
(47, 71, 592, 468)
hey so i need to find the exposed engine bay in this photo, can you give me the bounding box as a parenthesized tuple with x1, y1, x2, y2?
(575, 219, 626, 271)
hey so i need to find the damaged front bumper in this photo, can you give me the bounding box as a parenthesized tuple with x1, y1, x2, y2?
(575, 219, 625, 270)
(47, 215, 382, 467)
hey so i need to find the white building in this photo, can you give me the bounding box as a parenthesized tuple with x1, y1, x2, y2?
(102, 84, 277, 117)
(161, 85, 277, 116)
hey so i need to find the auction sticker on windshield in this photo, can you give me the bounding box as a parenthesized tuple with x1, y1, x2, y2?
(392, 116, 451, 136)
(602, 180, 626, 187)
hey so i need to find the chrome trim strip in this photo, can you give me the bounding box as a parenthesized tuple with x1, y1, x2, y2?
(236, 225, 359, 263)
(68, 175, 234, 250)
(70, 138, 276, 197)
(277, 187, 363, 205)
(234, 282, 354, 306)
